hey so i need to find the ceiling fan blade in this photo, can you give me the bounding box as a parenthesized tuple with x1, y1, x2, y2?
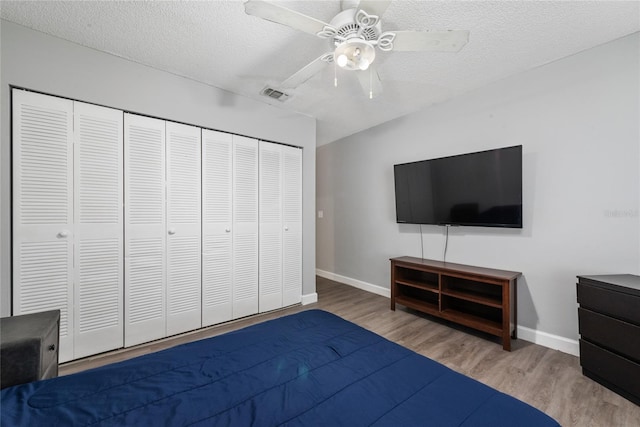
(355, 67, 383, 99)
(356, 0, 392, 18)
(244, 0, 332, 37)
(280, 53, 333, 89)
(391, 30, 470, 52)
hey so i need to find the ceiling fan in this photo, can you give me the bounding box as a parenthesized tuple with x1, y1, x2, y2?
(244, 0, 470, 99)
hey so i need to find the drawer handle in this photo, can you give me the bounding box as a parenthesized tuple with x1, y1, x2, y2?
(48, 344, 56, 352)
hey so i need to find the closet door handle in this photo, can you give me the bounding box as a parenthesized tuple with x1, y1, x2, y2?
(57, 230, 69, 238)
(225, 228, 231, 233)
(284, 226, 289, 231)
(168, 228, 176, 235)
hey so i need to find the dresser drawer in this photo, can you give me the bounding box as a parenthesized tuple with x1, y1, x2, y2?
(577, 282, 640, 324)
(578, 308, 640, 362)
(580, 340, 640, 404)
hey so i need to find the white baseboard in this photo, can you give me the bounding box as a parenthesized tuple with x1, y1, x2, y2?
(316, 269, 390, 298)
(301, 292, 318, 305)
(315, 269, 579, 356)
(516, 325, 579, 356)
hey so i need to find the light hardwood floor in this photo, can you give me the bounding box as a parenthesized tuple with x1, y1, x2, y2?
(61, 276, 640, 426)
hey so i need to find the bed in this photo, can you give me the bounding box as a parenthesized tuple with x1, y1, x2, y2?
(1, 309, 559, 426)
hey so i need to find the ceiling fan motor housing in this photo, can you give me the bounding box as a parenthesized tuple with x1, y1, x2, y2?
(329, 8, 381, 46)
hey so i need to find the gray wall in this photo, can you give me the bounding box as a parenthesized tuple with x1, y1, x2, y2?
(0, 20, 316, 317)
(317, 33, 639, 344)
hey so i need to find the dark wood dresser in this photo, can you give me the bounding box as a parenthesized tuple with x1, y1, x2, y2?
(577, 275, 640, 406)
(0, 310, 60, 389)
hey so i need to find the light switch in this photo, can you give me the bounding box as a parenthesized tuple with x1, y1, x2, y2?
(318, 210, 324, 219)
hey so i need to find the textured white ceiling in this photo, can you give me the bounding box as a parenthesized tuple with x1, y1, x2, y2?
(2, 1, 638, 145)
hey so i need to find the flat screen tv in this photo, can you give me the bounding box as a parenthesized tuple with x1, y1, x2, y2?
(394, 145, 522, 228)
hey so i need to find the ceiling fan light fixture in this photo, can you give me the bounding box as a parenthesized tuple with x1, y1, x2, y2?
(333, 38, 375, 71)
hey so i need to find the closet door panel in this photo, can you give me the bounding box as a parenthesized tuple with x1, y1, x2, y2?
(202, 130, 233, 326)
(12, 90, 75, 363)
(73, 101, 124, 358)
(259, 141, 283, 313)
(232, 136, 259, 319)
(166, 122, 202, 336)
(124, 113, 166, 347)
(282, 146, 303, 307)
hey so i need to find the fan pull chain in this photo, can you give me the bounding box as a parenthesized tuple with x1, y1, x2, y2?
(334, 61, 338, 87)
(369, 68, 373, 99)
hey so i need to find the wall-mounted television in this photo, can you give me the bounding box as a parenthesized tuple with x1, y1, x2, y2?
(394, 145, 522, 228)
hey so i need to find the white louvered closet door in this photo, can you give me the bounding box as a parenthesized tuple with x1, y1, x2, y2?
(73, 102, 124, 358)
(232, 136, 259, 319)
(12, 90, 75, 363)
(166, 122, 202, 336)
(258, 141, 283, 313)
(282, 145, 303, 307)
(202, 130, 233, 327)
(124, 113, 167, 347)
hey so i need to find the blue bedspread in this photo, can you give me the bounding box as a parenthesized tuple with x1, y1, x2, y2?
(1, 310, 559, 426)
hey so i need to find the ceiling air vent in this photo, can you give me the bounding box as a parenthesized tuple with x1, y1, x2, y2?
(261, 87, 289, 101)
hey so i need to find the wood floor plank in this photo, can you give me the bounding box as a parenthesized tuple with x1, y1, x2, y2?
(60, 276, 640, 426)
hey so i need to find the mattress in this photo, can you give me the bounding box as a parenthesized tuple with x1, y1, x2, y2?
(1, 309, 559, 426)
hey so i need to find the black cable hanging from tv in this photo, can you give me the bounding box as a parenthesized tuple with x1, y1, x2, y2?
(443, 225, 450, 262)
(419, 224, 424, 260)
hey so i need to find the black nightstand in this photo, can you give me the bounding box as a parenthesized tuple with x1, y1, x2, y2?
(1, 310, 60, 389)
(577, 275, 640, 406)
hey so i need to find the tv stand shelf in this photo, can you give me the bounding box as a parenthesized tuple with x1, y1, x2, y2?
(391, 256, 520, 351)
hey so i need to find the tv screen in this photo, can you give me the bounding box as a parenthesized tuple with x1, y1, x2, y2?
(394, 145, 522, 228)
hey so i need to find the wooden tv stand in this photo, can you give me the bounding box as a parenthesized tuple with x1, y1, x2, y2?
(390, 256, 520, 351)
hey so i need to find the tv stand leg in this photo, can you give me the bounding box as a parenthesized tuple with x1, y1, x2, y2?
(512, 280, 518, 339)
